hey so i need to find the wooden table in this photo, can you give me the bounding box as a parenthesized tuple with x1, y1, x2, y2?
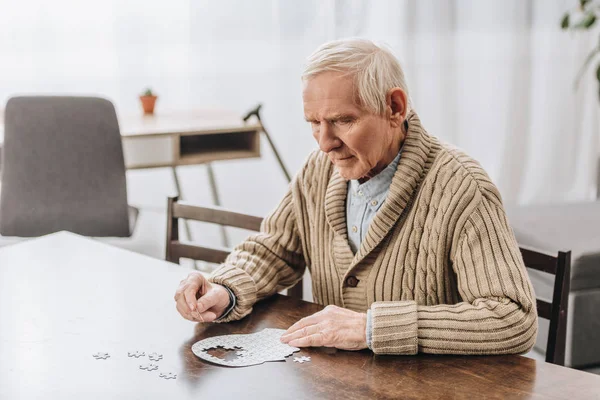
(1, 232, 599, 399)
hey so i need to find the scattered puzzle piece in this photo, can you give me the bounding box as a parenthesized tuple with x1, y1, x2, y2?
(92, 352, 110, 360)
(148, 352, 163, 361)
(127, 351, 145, 358)
(139, 363, 159, 371)
(159, 372, 177, 380)
(293, 356, 311, 364)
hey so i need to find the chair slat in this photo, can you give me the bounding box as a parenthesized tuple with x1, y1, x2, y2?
(536, 299, 552, 320)
(520, 247, 557, 275)
(170, 242, 231, 265)
(173, 202, 263, 231)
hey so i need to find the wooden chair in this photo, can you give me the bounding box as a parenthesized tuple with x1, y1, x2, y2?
(520, 246, 571, 366)
(166, 196, 303, 299)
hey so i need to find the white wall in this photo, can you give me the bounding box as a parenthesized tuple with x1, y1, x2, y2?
(1, 0, 599, 217)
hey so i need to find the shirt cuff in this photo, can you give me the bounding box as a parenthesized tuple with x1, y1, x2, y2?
(366, 309, 373, 350)
(214, 286, 236, 322)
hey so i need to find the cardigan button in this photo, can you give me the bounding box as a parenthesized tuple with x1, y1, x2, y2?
(346, 276, 359, 287)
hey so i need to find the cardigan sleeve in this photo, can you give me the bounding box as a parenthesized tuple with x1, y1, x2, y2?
(369, 193, 538, 355)
(208, 184, 306, 323)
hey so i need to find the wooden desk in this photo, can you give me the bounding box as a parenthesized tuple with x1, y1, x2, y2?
(118, 110, 264, 248)
(1, 232, 599, 399)
(118, 110, 261, 170)
(0, 109, 263, 169)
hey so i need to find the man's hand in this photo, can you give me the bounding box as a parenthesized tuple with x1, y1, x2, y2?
(280, 305, 368, 350)
(174, 272, 231, 322)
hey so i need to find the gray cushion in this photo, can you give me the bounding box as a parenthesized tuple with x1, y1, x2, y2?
(1, 96, 133, 237)
(506, 202, 600, 291)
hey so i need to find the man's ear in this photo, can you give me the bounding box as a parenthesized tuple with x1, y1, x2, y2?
(386, 88, 408, 128)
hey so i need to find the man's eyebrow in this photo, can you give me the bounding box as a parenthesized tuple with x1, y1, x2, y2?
(305, 113, 357, 122)
(326, 113, 356, 121)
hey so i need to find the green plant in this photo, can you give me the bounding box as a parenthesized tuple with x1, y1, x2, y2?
(141, 88, 155, 97)
(562, 0, 600, 99)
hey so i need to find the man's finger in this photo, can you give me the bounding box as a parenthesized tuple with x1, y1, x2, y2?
(174, 284, 186, 302)
(198, 311, 218, 323)
(183, 280, 203, 312)
(177, 289, 204, 320)
(283, 310, 327, 336)
(280, 323, 321, 343)
(288, 332, 326, 348)
(176, 300, 197, 322)
(176, 293, 194, 317)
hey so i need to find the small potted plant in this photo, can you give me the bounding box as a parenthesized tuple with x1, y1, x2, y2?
(139, 88, 158, 114)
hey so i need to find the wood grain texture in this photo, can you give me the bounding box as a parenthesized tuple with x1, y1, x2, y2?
(1, 232, 598, 399)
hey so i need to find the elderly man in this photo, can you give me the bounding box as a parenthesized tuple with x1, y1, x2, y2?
(174, 39, 538, 355)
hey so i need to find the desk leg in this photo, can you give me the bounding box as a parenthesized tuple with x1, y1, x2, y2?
(206, 163, 230, 248)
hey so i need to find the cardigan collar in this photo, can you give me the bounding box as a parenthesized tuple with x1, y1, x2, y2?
(324, 110, 434, 265)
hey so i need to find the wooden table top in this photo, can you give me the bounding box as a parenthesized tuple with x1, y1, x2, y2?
(117, 109, 261, 138)
(1, 232, 599, 399)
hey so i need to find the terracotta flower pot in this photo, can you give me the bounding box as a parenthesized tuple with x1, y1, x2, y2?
(139, 95, 158, 114)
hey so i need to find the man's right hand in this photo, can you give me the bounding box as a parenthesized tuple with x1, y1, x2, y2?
(174, 272, 231, 322)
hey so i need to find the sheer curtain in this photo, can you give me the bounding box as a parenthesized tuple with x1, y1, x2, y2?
(0, 0, 598, 215)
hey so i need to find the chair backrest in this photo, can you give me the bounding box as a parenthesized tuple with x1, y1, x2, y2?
(1, 96, 131, 237)
(520, 246, 571, 366)
(166, 196, 303, 299)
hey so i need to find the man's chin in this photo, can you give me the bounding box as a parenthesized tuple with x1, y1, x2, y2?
(337, 167, 364, 181)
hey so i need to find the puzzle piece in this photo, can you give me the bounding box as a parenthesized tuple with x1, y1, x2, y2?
(92, 352, 110, 360)
(159, 372, 177, 380)
(148, 352, 163, 362)
(293, 356, 311, 364)
(139, 363, 159, 371)
(127, 351, 145, 358)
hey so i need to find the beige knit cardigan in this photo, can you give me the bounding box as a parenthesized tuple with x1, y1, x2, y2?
(210, 110, 538, 355)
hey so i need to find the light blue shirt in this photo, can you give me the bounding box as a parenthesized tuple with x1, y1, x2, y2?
(346, 149, 402, 350)
(345, 150, 402, 254)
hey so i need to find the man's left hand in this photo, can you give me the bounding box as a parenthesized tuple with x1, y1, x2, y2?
(280, 305, 368, 351)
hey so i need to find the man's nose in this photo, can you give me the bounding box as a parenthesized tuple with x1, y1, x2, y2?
(317, 123, 341, 153)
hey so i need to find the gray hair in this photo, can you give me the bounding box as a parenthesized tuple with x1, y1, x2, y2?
(302, 38, 412, 116)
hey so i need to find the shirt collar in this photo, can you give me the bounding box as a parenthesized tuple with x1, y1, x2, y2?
(349, 146, 403, 199)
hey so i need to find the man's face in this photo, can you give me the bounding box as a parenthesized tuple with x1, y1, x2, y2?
(302, 71, 395, 181)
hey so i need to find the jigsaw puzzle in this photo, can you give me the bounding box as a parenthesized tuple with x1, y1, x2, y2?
(192, 328, 300, 367)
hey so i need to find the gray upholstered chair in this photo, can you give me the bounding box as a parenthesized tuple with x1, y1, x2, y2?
(0, 96, 137, 237)
(506, 162, 600, 368)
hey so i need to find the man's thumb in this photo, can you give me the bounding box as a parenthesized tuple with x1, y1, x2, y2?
(196, 289, 219, 313)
